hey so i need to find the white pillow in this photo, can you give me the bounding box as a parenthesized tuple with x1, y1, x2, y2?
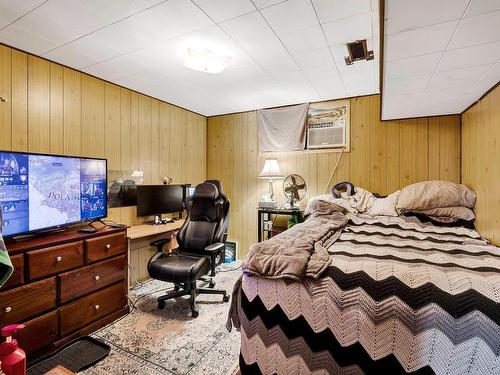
(368, 191, 400, 217)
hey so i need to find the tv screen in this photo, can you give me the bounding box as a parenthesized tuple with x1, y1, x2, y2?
(0, 151, 107, 237)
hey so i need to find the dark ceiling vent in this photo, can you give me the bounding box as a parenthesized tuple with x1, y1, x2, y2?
(344, 39, 374, 65)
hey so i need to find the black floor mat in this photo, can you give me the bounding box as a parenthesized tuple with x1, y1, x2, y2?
(28, 336, 110, 375)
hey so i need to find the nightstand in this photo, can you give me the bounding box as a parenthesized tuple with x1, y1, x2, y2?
(257, 207, 305, 242)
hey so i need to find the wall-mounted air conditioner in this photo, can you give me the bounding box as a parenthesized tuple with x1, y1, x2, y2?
(306, 103, 349, 149)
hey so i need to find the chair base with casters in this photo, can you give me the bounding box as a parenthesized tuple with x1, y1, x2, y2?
(148, 246, 229, 317)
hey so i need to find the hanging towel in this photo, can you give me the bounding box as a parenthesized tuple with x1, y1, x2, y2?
(0, 209, 13, 287)
(258, 103, 308, 152)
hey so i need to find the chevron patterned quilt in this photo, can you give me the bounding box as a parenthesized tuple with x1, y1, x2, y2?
(238, 214, 500, 375)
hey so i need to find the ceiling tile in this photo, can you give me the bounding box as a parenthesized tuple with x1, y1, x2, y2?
(83, 54, 147, 81)
(449, 10, 500, 49)
(279, 25, 327, 53)
(273, 71, 320, 101)
(385, 0, 468, 34)
(43, 35, 122, 69)
(465, 0, 500, 17)
(439, 41, 500, 72)
(252, 0, 288, 10)
(261, 0, 318, 34)
(468, 61, 500, 100)
(384, 53, 441, 80)
(371, 10, 379, 36)
(221, 11, 299, 75)
(87, 0, 214, 55)
(88, 23, 145, 55)
(423, 84, 471, 98)
(323, 13, 372, 45)
(1, 0, 121, 51)
(338, 60, 376, 95)
(384, 74, 432, 92)
(0, 24, 58, 55)
(0, 0, 45, 29)
(292, 47, 333, 70)
(384, 20, 458, 61)
(303, 63, 346, 98)
(192, 0, 256, 23)
(429, 64, 493, 88)
(312, 0, 371, 24)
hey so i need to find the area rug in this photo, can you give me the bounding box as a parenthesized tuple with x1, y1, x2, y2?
(82, 262, 242, 375)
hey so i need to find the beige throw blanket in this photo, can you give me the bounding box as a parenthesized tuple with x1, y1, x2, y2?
(227, 201, 347, 331)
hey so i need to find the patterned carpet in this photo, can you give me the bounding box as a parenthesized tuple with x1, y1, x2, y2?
(82, 262, 242, 375)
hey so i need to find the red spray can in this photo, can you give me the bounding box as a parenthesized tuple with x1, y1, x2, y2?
(0, 325, 26, 375)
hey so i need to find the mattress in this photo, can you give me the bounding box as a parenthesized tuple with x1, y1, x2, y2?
(238, 215, 500, 374)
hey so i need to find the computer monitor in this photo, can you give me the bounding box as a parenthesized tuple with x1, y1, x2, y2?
(186, 186, 196, 198)
(136, 185, 184, 218)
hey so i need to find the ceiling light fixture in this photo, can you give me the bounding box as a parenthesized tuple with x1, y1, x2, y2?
(183, 48, 232, 74)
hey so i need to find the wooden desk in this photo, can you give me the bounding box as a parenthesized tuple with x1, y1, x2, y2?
(126, 220, 184, 286)
(127, 220, 184, 240)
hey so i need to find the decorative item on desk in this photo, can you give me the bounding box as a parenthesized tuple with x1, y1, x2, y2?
(283, 174, 307, 209)
(258, 159, 283, 209)
(162, 176, 173, 185)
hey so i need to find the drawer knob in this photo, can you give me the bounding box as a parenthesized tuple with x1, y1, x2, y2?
(105, 244, 111, 249)
(94, 275, 100, 281)
(4, 306, 12, 313)
(0, 97, 7, 103)
(56, 256, 62, 262)
(94, 304, 100, 310)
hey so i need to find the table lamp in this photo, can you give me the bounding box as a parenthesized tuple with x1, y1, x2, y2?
(259, 159, 284, 206)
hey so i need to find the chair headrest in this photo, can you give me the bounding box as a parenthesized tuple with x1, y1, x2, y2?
(204, 180, 225, 196)
(190, 182, 221, 222)
(192, 182, 219, 200)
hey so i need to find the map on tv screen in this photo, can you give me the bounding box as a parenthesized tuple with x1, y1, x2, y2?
(0, 152, 106, 237)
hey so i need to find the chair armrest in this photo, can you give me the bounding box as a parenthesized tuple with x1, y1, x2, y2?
(205, 242, 225, 253)
(150, 238, 172, 251)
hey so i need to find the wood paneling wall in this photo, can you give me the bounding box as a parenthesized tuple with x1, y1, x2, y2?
(462, 85, 500, 246)
(207, 95, 461, 257)
(0, 44, 206, 224)
(0, 44, 207, 283)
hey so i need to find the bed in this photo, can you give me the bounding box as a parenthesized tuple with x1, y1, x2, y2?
(234, 210, 500, 374)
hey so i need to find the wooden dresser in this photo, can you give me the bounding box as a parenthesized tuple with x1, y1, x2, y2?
(0, 227, 129, 359)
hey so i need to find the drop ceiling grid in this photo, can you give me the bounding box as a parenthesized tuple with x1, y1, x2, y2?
(382, 0, 500, 120)
(0, 0, 379, 116)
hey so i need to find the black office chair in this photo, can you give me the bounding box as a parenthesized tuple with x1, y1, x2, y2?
(147, 180, 230, 317)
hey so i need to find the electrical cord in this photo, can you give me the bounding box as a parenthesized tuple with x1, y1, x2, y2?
(88, 218, 127, 230)
(267, 203, 286, 240)
(128, 264, 145, 290)
(215, 263, 242, 272)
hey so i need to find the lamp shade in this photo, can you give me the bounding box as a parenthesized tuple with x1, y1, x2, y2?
(259, 159, 283, 179)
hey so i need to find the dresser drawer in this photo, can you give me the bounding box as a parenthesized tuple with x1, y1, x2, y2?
(86, 232, 126, 263)
(17, 311, 58, 354)
(59, 282, 126, 336)
(27, 242, 83, 280)
(58, 255, 126, 304)
(0, 254, 24, 290)
(0, 278, 56, 325)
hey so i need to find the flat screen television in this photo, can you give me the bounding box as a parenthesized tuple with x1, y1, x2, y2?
(0, 151, 107, 237)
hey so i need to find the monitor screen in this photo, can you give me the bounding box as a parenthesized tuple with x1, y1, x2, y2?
(136, 185, 184, 217)
(186, 187, 196, 197)
(0, 151, 107, 237)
